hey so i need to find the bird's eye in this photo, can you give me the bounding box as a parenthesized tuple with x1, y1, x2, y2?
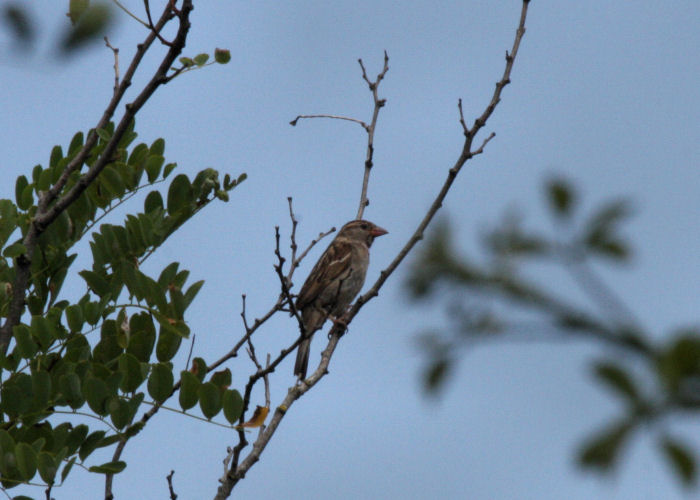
(361, 223, 368, 230)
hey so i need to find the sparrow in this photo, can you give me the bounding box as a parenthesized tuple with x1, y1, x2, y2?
(294, 219, 388, 379)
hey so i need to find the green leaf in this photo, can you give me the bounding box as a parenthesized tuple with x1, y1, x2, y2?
(15, 175, 29, 209)
(144, 190, 164, 214)
(79, 430, 107, 461)
(145, 155, 165, 183)
(65, 304, 84, 332)
(65, 425, 89, 456)
(198, 382, 222, 419)
(162, 162, 177, 178)
(37, 451, 57, 484)
(126, 313, 157, 362)
(210, 368, 232, 390)
(147, 363, 174, 403)
(79, 270, 110, 297)
(184, 280, 205, 309)
(20, 184, 34, 210)
(118, 353, 146, 393)
(31, 370, 52, 409)
(108, 397, 132, 430)
(69, 131, 84, 154)
(15, 442, 37, 481)
(13, 324, 37, 359)
(96, 128, 111, 142)
(166, 174, 193, 216)
(214, 48, 231, 64)
(60, 456, 77, 484)
(660, 436, 696, 486)
(222, 389, 243, 424)
(158, 262, 180, 289)
(49, 145, 63, 168)
(179, 370, 200, 410)
(30, 315, 55, 350)
(100, 166, 125, 198)
(190, 357, 207, 382)
(37, 167, 53, 191)
(155, 325, 183, 362)
(84, 376, 111, 416)
(3, 242, 27, 258)
(193, 53, 209, 66)
(578, 419, 633, 471)
(179, 57, 194, 67)
(150, 138, 165, 156)
(59, 372, 85, 409)
(89, 460, 126, 474)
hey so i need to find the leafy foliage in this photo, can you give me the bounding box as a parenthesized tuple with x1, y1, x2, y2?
(406, 177, 699, 487)
(0, 122, 245, 491)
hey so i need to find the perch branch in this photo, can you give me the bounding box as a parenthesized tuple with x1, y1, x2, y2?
(216, 3, 532, 498)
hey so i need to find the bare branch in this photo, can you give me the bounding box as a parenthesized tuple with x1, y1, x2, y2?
(289, 114, 368, 129)
(356, 50, 389, 219)
(166, 470, 178, 500)
(104, 36, 120, 93)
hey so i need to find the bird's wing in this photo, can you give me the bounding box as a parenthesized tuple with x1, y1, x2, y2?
(296, 239, 353, 309)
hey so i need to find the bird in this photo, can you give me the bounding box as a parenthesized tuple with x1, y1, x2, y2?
(293, 219, 388, 379)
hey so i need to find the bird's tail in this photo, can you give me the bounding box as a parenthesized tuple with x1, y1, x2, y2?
(294, 333, 313, 380)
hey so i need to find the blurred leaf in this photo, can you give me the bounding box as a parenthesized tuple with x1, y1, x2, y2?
(423, 357, 451, 393)
(2, 3, 34, 45)
(67, 0, 89, 24)
(582, 199, 632, 260)
(546, 177, 576, 217)
(62, 2, 113, 53)
(593, 360, 640, 404)
(578, 418, 633, 471)
(660, 436, 696, 486)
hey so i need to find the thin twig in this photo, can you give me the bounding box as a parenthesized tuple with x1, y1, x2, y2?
(104, 36, 120, 93)
(185, 333, 196, 372)
(289, 114, 368, 129)
(356, 50, 389, 220)
(143, 0, 174, 46)
(166, 470, 178, 500)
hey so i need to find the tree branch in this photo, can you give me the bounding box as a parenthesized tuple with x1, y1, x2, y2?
(0, 0, 190, 353)
(215, 2, 532, 497)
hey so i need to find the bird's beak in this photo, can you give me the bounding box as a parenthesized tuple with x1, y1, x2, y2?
(371, 226, 388, 237)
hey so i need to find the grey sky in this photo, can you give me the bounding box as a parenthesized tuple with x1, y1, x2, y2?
(2, 1, 699, 498)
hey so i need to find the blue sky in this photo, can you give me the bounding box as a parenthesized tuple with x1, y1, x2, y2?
(2, 1, 699, 499)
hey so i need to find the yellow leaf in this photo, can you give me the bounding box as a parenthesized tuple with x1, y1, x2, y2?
(239, 405, 269, 428)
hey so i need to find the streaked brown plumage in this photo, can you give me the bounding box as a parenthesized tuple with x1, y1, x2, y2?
(294, 220, 387, 379)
